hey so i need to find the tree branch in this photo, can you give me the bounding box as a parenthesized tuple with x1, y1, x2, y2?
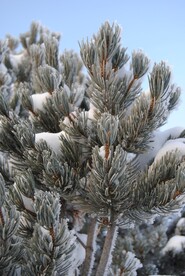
(81, 216, 98, 276)
(95, 219, 118, 276)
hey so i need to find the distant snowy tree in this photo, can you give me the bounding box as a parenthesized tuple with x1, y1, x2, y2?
(0, 21, 185, 275)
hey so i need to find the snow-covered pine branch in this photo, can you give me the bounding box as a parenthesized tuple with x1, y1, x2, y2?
(0, 20, 185, 276)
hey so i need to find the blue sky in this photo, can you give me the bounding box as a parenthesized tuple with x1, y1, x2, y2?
(0, 0, 185, 130)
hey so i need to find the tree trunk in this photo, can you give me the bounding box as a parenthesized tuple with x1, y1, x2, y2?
(95, 220, 118, 276)
(81, 217, 98, 276)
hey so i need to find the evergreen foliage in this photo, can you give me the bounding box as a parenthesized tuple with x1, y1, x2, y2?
(0, 21, 185, 275)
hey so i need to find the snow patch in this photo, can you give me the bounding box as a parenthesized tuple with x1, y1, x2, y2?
(69, 232, 87, 274)
(31, 92, 51, 112)
(13, 183, 36, 212)
(137, 127, 185, 170)
(154, 138, 185, 163)
(21, 194, 35, 212)
(99, 146, 111, 159)
(175, 218, 185, 235)
(62, 111, 77, 127)
(88, 103, 99, 120)
(162, 235, 185, 255)
(35, 131, 66, 153)
(9, 52, 25, 67)
(126, 152, 136, 162)
(117, 65, 131, 79)
(0, 63, 8, 74)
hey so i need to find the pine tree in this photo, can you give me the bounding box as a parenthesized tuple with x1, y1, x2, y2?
(0, 21, 185, 275)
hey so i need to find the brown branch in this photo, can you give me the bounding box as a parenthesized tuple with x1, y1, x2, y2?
(0, 207, 5, 226)
(68, 112, 77, 123)
(75, 233, 86, 250)
(126, 75, 138, 95)
(105, 131, 110, 160)
(173, 190, 182, 200)
(105, 143, 110, 160)
(101, 59, 106, 78)
(49, 226, 55, 262)
(119, 267, 126, 276)
(87, 64, 93, 76)
(95, 218, 118, 276)
(148, 96, 156, 117)
(49, 226, 55, 245)
(112, 62, 119, 73)
(24, 207, 37, 218)
(81, 217, 98, 276)
(29, 109, 39, 117)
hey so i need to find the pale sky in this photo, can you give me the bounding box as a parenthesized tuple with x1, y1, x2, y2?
(0, 0, 185, 130)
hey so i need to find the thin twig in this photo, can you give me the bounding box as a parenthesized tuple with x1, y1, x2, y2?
(76, 233, 86, 249)
(126, 75, 138, 96)
(0, 207, 5, 226)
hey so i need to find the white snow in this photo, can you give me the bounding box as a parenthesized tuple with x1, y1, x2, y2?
(82, 103, 101, 129)
(13, 183, 35, 212)
(68, 232, 87, 275)
(62, 111, 77, 127)
(87, 109, 96, 121)
(99, 146, 135, 162)
(75, 233, 87, 265)
(175, 218, 185, 235)
(137, 127, 185, 170)
(154, 138, 185, 163)
(162, 235, 185, 255)
(121, 250, 143, 276)
(99, 146, 111, 159)
(35, 131, 66, 153)
(9, 52, 25, 67)
(86, 103, 99, 121)
(126, 152, 136, 162)
(31, 92, 51, 112)
(0, 63, 8, 75)
(162, 127, 185, 138)
(176, 217, 185, 229)
(117, 64, 131, 79)
(21, 194, 35, 212)
(40, 225, 50, 235)
(99, 146, 106, 159)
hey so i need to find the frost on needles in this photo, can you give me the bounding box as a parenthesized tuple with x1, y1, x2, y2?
(0, 21, 185, 275)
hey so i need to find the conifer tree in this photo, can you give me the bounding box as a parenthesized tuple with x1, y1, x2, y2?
(0, 21, 185, 275)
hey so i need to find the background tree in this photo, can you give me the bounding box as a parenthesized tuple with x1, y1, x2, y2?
(0, 21, 185, 275)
